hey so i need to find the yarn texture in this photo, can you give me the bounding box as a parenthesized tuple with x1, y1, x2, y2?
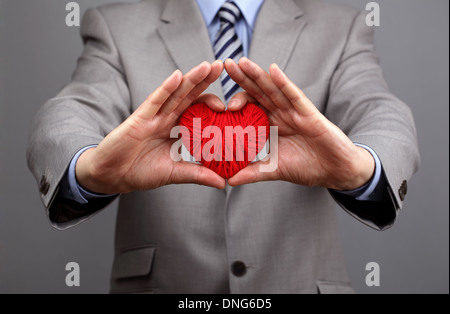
(179, 103, 270, 179)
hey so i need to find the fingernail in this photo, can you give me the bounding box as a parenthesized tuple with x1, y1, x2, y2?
(270, 63, 285, 77)
(169, 69, 182, 80)
(228, 99, 241, 110)
(198, 61, 209, 68)
(216, 100, 226, 111)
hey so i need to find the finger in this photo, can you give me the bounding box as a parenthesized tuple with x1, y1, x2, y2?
(138, 70, 183, 120)
(195, 93, 226, 112)
(224, 59, 278, 112)
(227, 91, 257, 111)
(227, 161, 278, 186)
(159, 61, 212, 115)
(183, 60, 224, 106)
(269, 64, 318, 116)
(239, 57, 292, 110)
(174, 60, 224, 115)
(206, 60, 225, 85)
(171, 162, 226, 190)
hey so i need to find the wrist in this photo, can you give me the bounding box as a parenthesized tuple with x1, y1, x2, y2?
(75, 147, 117, 195)
(334, 146, 376, 191)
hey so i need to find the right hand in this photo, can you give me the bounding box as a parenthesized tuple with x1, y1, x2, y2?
(75, 61, 227, 195)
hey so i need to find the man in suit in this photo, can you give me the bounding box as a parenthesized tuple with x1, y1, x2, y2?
(27, 0, 419, 294)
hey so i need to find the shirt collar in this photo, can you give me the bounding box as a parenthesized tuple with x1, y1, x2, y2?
(196, 0, 265, 30)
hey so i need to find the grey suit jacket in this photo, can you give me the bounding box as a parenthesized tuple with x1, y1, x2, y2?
(27, 0, 419, 294)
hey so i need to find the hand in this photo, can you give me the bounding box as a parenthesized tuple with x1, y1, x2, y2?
(224, 58, 375, 191)
(76, 61, 227, 194)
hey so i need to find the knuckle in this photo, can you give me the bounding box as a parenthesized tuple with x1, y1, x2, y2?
(161, 83, 174, 97)
(185, 92, 199, 104)
(171, 93, 185, 105)
(194, 166, 203, 184)
(266, 88, 278, 99)
(250, 71, 261, 81)
(149, 100, 164, 111)
(233, 72, 246, 83)
(288, 92, 302, 104)
(187, 74, 203, 87)
(253, 89, 266, 101)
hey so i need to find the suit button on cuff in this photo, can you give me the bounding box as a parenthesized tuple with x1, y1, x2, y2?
(39, 175, 50, 196)
(231, 261, 247, 277)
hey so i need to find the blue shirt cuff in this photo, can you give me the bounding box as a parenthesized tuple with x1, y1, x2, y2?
(60, 145, 116, 204)
(334, 143, 383, 201)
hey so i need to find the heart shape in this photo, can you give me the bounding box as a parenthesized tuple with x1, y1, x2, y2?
(179, 103, 270, 179)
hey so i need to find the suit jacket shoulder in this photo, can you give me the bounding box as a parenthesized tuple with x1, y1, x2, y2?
(295, 0, 359, 18)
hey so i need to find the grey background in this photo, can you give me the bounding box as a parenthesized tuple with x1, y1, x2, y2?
(0, 0, 448, 294)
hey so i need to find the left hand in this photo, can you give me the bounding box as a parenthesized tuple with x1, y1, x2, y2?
(224, 57, 375, 191)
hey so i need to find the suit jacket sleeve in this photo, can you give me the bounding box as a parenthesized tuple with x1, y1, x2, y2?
(27, 8, 129, 230)
(325, 11, 420, 231)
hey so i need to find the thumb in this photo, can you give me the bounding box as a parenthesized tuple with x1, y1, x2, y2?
(227, 92, 257, 111)
(195, 93, 226, 112)
(170, 162, 226, 189)
(227, 161, 278, 186)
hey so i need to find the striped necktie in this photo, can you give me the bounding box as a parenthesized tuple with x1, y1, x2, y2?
(214, 1, 244, 103)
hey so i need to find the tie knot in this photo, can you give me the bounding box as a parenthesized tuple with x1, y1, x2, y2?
(218, 1, 242, 26)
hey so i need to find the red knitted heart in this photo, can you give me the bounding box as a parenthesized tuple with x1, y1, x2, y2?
(179, 103, 270, 179)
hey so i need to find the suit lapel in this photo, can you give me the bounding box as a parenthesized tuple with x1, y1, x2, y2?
(157, 0, 225, 101)
(250, 0, 306, 71)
